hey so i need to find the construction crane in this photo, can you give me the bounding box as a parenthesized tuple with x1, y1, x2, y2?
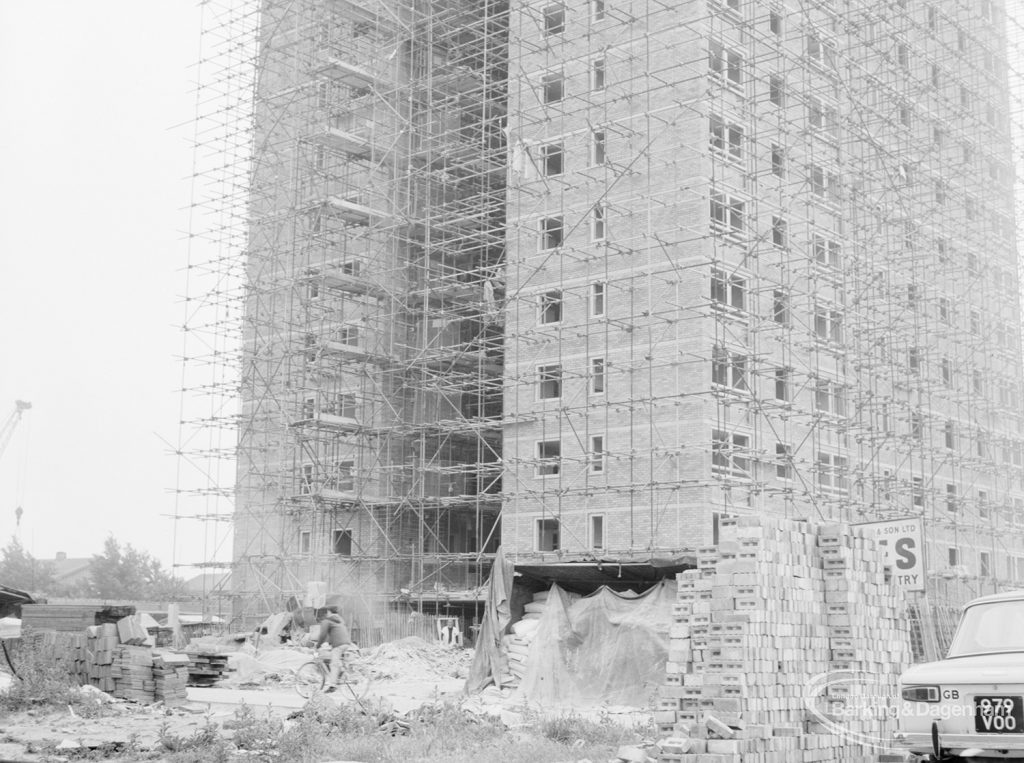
(0, 401, 31, 464)
(1, 401, 31, 530)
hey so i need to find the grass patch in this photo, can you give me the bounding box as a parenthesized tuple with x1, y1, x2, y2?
(272, 698, 633, 763)
(541, 711, 651, 746)
(2, 646, 647, 763)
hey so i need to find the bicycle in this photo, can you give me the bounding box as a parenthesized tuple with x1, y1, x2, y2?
(294, 647, 358, 699)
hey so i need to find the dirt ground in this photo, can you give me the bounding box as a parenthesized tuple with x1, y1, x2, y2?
(0, 637, 605, 762)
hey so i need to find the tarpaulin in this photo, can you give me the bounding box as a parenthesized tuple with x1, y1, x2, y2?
(465, 546, 515, 693)
(519, 579, 676, 708)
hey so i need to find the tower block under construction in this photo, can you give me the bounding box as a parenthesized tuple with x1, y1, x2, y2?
(185, 0, 1024, 622)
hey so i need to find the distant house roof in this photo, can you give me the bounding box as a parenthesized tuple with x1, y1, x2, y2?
(52, 555, 93, 584)
(182, 573, 231, 595)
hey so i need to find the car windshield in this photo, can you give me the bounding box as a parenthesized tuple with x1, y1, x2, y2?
(948, 600, 1024, 657)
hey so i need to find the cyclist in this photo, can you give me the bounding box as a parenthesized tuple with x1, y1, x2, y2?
(312, 607, 353, 693)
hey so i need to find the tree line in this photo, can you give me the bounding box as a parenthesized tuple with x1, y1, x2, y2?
(0, 536, 185, 601)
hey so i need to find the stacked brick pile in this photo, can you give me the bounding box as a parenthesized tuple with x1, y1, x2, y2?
(111, 645, 157, 702)
(68, 621, 194, 704)
(76, 623, 120, 692)
(152, 653, 191, 706)
(655, 515, 908, 763)
(816, 523, 910, 746)
(31, 615, 205, 703)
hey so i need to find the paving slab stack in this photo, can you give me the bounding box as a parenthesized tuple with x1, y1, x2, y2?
(25, 620, 128, 692)
(111, 645, 157, 702)
(656, 515, 909, 763)
(31, 616, 201, 705)
(152, 653, 191, 705)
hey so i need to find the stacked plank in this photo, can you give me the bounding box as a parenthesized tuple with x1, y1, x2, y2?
(185, 652, 229, 686)
(21, 604, 135, 632)
(152, 653, 191, 706)
(111, 645, 156, 702)
(655, 516, 909, 763)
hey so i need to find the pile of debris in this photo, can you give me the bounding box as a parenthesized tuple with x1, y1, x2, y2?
(356, 636, 472, 681)
(610, 716, 758, 763)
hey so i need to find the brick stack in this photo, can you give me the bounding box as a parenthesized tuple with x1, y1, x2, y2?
(31, 617, 197, 702)
(815, 523, 909, 749)
(65, 632, 89, 686)
(111, 645, 156, 702)
(152, 653, 191, 706)
(655, 516, 909, 763)
(82, 623, 119, 692)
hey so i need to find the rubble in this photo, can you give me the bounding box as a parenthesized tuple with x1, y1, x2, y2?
(355, 635, 473, 681)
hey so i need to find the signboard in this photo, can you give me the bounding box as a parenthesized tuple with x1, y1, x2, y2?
(856, 517, 925, 592)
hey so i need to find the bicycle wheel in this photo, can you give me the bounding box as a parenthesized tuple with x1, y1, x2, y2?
(295, 661, 325, 699)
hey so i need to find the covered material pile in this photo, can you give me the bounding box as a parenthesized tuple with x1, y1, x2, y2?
(517, 584, 674, 708)
(498, 588, 557, 685)
(466, 548, 676, 707)
(654, 516, 909, 762)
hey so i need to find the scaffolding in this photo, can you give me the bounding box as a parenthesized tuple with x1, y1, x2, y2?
(179, 0, 508, 625)
(500, 0, 1024, 608)
(178, 0, 1024, 628)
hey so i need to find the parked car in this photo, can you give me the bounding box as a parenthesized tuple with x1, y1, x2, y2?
(897, 590, 1024, 761)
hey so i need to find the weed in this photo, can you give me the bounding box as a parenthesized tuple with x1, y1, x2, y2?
(300, 693, 385, 735)
(0, 631, 83, 712)
(227, 702, 283, 757)
(157, 714, 232, 762)
(540, 711, 636, 746)
(409, 698, 505, 743)
(275, 715, 338, 763)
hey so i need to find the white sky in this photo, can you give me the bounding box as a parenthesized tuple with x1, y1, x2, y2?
(0, 3, 208, 571)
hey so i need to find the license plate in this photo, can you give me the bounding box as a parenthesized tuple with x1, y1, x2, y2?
(975, 695, 1024, 733)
